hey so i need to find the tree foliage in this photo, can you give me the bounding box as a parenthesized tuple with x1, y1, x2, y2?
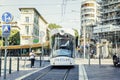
(8, 30, 20, 45)
(1, 30, 20, 46)
(48, 23, 62, 29)
(72, 28, 79, 37)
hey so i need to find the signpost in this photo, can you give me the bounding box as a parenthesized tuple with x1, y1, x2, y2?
(2, 12, 13, 79)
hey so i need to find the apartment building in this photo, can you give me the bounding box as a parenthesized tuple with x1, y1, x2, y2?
(81, 0, 98, 44)
(93, 0, 120, 50)
(19, 8, 48, 45)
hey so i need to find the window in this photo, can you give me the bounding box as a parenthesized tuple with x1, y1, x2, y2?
(25, 26, 29, 35)
(25, 17, 29, 22)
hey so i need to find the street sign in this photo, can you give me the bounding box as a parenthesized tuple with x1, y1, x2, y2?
(2, 12, 13, 79)
(2, 24, 11, 37)
(2, 12, 13, 23)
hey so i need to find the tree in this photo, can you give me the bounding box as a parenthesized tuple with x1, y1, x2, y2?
(9, 30, 20, 45)
(72, 28, 79, 37)
(48, 23, 62, 29)
(2, 30, 20, 46)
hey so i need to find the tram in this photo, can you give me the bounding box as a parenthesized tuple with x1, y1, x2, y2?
(50, 28, 76, 66)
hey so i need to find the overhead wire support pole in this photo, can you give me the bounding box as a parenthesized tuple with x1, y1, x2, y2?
(83, 24, 86, 59)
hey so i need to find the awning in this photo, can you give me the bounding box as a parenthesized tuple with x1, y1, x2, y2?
(0, 41, 49, 49)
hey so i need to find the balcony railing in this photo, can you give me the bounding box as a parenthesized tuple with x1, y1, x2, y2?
(102, 0, 120, 6)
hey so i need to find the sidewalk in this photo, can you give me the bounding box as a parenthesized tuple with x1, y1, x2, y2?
(0, 57, 49, 80)
(75, 58, 120, 80)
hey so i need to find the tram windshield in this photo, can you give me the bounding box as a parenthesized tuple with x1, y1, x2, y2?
(52, 37, 73, 57)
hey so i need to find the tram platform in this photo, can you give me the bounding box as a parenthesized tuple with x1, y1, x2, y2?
(0, 57, 113, 80)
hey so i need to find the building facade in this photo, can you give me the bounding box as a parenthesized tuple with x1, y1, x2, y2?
(81, 0, 98, 44)
(19, 8, 48, 45)
(93, 0, 120, 53)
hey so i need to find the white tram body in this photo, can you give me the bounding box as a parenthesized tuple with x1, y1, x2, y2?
(50, 28, 75, 66)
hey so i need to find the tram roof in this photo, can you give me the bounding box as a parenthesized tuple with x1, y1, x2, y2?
(50, 28, 75, 36)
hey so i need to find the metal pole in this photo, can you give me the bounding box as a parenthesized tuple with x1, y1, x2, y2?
(0, 37, 3, 77)
(0, 47, 2, 77)
(83, 24, 86, 59)
(88, 45, 90, 66)
(17, 56, 19, 71)
(17, 51, 19, 71)
(98, 33, 101, 66)
(99, 46, 102, 66)
(99, 54, 101, 66)
(0, 56, 1, 77)
(42, 40, 44, 67)
(40, 54, 41, 67)
(9, 56, 12, 74)
(4, 38, 8, 79)
(115, 31, 118, 53)
(88, 53, 90, 66)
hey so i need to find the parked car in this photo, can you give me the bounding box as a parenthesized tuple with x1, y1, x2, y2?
(113, 53, 120, 67)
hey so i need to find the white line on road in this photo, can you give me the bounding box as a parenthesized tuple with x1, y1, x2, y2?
(79, 64, 88, 80)
(15, 65, 50, 80)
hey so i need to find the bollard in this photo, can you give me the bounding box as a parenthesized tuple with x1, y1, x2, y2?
(24, 57, 27, 68)
(88, 53, 90, 66)
(17, 57, 19, 71)
(40, 54, 41, 67)
(9, 57, 12, 74)
(0, 58, 1, 77)
(99, 54, 101, 66)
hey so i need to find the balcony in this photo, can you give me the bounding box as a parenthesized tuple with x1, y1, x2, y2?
(102, 0, 120, 6)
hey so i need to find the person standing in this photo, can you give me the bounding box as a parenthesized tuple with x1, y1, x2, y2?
(29, 50, 36, 68)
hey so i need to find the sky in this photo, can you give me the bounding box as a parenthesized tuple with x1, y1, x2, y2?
(0, 0, 82, 32)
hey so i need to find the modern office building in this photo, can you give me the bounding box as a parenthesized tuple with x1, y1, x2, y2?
(81, 0, 98, 44)
(19, 8, 48, 45)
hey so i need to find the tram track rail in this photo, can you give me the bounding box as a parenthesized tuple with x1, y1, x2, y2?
(34, 67, 53, 80)
(63, 68, 70, 80)
(34, 67, 71, 80)
(22, 65, 78, 80)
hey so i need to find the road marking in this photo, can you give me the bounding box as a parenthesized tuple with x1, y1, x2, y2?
(79, 64, 88, 80)
(16, 65, 50, 80)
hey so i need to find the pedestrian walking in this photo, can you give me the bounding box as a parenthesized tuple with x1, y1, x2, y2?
(29, 50, 36, 68)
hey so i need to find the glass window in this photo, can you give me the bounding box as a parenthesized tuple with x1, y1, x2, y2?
(25, 26, 29, 35)
(25, 17, 29, 22)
